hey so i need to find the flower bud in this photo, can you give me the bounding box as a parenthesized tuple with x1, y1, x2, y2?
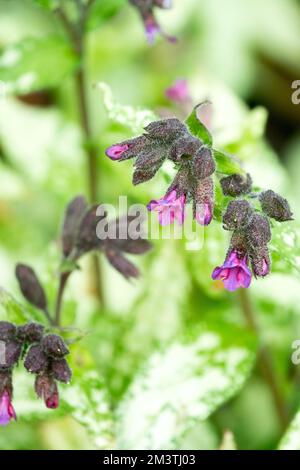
(17, 322, 44, 344)
(220, 173, 252, 197)
(1, 341, 22, 369)
(193, 146, 216, 180)
(24, 345, 48, 374)
(246, 213, 271, 248)
(144, 118, 187, 142)
(35, 374, 59, 409)
(51, 358, 72, 384)
(0, 322, 16, 342)
(73, 205, 106, 258)
(169, 135, 201, 163)
(259, 190, 293, 222)
(223, 200, 253, 231)
(193, 177, 214, 225)
(15, 264, 47, 311)
(250, 245, 271, 277)
(105, 249, 140, 279)
(61, 196, 87, 258)
(41, 334, 69, 359)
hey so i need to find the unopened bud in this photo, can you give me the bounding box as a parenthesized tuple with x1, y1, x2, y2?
(0, 322, 16, 342)
(51, 358, 72, 384)
(15, 264, 47, 311)
(105, 249, 140, 279)
(144, 118, 187, 142)
(193, 146, 216, 180)
(250, 245, 271, 277)
(220, 173, 252, 197)
(41, 334, 69, 359)
(259, 190, 293, 222)
(62, 196, 87, 258)
(24, 345, 48, 374)
(35, 374, 59, 409)
(17, 322, 44, 344)
(169, 135, 201, 163)
(223, 200, 253, 231)
(246, 213, 271, 248)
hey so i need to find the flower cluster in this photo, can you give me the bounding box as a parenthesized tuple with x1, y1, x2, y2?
(0, 321, 70, 425)
(106, 111, 293, 292)
(106, 117, 216, 226)
(129, 0, 175, 43)
(212, 179, 293, 291)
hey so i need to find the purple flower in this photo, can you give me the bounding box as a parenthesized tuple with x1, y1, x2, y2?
(165, 79, 190, 103)
(212, 250, 252, 292)
(195, 202, 213, 226)
(105, 144, 129, 161)
(144, 15, 177, 44)
(0, 391, 16, 426)
(46, 393, 59, 409)
(147, 189, 186, 226)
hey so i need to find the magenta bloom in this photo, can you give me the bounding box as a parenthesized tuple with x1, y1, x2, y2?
(0, 391, 16, 426)
(166, 79, 189, 103)
(212, 250, 252, 291)
(45, 393, 59, 410)
(147, 190, 186, 226)
(105, 144, 129, 161)
(144, 16, 176, 44)
(195, 202, 213, 226)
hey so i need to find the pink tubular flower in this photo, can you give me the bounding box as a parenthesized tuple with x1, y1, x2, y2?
(195, 202, 213, 226)
(147, 189, 186, 226)
(105, 144, 129, 161)
(212, 250, 252, 292)
(165, 79, 189, 103)
(45, 393, 59, 409)
(0, 391, 16, 426)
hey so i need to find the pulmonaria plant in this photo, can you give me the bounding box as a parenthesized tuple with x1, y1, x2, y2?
(129, 0, 176, 43)
(106, 102, 293, 292)
(0, 320, 70, 425)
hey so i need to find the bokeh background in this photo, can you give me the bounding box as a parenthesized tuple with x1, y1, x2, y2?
(0, 0, 300, 450)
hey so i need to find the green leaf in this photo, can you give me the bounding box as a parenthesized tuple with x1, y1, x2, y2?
(0, 36, 78, 94)
(87, 0, 126, 31)
(278, 410, 300, 450)
(213, 149, 244, 175)
(0, 288, 32, 324)
(116, 324, 256, 449)
(97, 82, 157, 133)
(269, 221, 300, 276)
(185, 102, 213, 146)
(33, 0, 58, 8)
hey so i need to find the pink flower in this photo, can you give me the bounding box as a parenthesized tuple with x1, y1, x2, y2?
(144, 16, 177, 44)
(212, 250, 252, 292)
(165, 79, 189, 103)
(195, 202, 213, 226)
(45, 393, 59, 409)
(147, 190, 186, 226)
(0, 391, 16, 426)
(105, 144, 129, 161)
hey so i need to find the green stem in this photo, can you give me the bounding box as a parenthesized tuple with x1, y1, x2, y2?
(54, 271, 71, 327)
(238, 289, 289, 432)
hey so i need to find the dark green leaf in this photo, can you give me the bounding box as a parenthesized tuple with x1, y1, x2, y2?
(185, 102, 213, 146)
(87, 0, 126, 31)
(213, 149, 244, 175)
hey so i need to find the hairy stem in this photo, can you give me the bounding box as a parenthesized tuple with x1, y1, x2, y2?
(54, 272, 71, 327)
(238, 289, 289, 431)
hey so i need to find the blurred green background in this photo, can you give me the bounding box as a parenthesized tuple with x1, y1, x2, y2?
(0, 0, 300, 450)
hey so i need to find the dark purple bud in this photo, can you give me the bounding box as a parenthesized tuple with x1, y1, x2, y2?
(112, 238, 152, 255)
(1, 341, 22, 369)
(41, 334, 69, 359)
(169, 135, 201, 163)
(0, 322, 16, 342)
(220, 173, 252, 197)
(0, 370, 12, 397)
(144, 118, 187, 142)
(62, 196, 88, 258)
(193, 177, 214, 226)
(134, 146, 166, 170)
(51, 358, 72, 384)
(167, 165, 191, 197)
(17, 322, 44, 344)
(133, 165, 161, 185)
(246, 213, 271, 248)
(35, 374, 59, 409)
(15, 264, 47, 311)
(24, 344, 48, 374)
(259, 190, 293, 222)
(105, 249, 140, 279)
(73, 205, 106, 258)
(223, 200, 253, 231)
(193, 146, 216, 180)
(250, 245, 271, 278)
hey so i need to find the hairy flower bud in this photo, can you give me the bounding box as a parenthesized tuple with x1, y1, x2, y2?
(15, 264, 47, 311)
(220, 173, 252, 197)
(17, 322, 44, 344)
(169, 134, 201, 163)
(24, 345, 48, 374)
(106, 136, 149, 162)
(223, 200, 253, 231)
(193, 177, 214, 225)
(1, 341, 22, 369)
(144, 118, 187, 142)
(259, 190, 293, 222)
(41, 335, 69, 359)
(35, 374, 59, 409)
(0, 322, 16, 342)
(105, 249, 140, 279)
(249, 245, 271, 278)
(51, 358, 72, 384)
(246, 213, 271, 248)
(72, 205, 106, 258)
(61, 196, 88, 258)
(193, 146, 216, 180)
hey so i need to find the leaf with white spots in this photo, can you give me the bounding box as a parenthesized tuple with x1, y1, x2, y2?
(0, 36, 77, 94)
(116, 326, 256, 449)
(96, 82, 157, 134)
